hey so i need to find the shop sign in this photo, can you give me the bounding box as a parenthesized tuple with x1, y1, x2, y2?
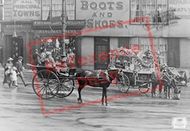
(76, 0, 129, 29)
(13, 0, 41, 20)
(33, 20, 85, 30)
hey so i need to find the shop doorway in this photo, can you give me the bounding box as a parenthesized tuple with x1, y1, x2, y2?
(4, 35, 24, 63)
(94, 37, 110, 70)
(167, 38, 180, 68)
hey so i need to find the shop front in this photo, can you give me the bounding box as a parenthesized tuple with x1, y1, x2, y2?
(76, 0, 190, 70)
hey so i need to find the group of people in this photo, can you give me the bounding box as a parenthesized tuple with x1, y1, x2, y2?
(3, 56, 27, 87)
(33, 46, 76, 73)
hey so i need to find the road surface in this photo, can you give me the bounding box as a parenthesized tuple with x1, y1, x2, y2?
(0, 69, 190, 131)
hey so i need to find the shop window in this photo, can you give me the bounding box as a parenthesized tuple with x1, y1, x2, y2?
(130, 0, 168, 24)
(129, 37, 167, 64)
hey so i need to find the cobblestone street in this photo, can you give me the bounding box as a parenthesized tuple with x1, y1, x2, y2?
(0, 68, 190, 131)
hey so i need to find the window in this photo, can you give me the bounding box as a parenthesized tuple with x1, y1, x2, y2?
(118, 38, 130, 48)
(42, 0, 51, 20)
(66, 0, 75, 20)
(130, 0, 168, 24)
(42, 0, 75, 21)
(129, 37, 167, 64)
(52, 0, 62, 18)
(0, 0, 3, 20)
(0, 6, 3, 20)
(0, 0, 4, 5)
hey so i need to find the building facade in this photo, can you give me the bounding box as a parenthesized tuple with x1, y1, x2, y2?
(76, 0, 190, 70)
(0, 0, 83, 65)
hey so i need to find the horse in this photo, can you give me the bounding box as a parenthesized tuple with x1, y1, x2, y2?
(151, 64, 181, 99)
(76, 69, 119, 106)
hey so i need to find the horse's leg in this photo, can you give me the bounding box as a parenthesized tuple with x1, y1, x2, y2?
(102, 88, 105, 105)
(105, 87, 108, 106)
(158, 81, 163, 98)
(78, 85, 84, 103)
(151, 82, 156, 98)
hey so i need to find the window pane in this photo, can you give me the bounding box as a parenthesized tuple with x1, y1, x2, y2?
(42, 0, 51, 20)
(0, 6, 3, 20)
(130, 0, 168, 24)
(66, 0, 75, 20)
(52, 0, 62, 18)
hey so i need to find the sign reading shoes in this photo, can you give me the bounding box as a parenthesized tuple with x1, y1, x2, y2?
(13, 0, 41, 20)
(76, 0, 129, 29)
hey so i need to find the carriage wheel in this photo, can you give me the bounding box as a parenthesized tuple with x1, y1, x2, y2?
(56, 78, 75, 98)
(138, 82, 151, 94)
(117, 73, 130, 93)
(32, 69, 60, 99)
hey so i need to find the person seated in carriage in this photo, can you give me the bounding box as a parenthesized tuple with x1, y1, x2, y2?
(55, 54, 69, 74)
(142, 50, 154, 67)
(39, 47, 48, 65)
(44, 52, 56, 68)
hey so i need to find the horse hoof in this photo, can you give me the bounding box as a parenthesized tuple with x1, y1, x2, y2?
(77, 98, 82, 104)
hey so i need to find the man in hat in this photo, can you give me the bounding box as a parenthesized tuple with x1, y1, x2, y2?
(15, 56, 27, 87)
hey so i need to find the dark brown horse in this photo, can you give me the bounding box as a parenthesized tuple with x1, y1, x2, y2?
(76, 69, 119, 105)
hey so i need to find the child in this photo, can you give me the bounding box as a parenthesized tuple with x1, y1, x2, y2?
(3, 57, 18, 87)
(15, 56, 27, 87)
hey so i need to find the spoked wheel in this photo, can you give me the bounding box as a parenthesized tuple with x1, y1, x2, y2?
(32, 69, 60, 99)
(117, 73, 130, 93)
(56, 78, 75, 98)
(138, 82, 151, 94)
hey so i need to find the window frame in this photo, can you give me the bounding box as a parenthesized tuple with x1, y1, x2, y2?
(130, 0, 169, 25)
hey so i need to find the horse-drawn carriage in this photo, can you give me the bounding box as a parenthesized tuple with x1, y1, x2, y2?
(29, 64, 75, 99)
(109, 47, 156, 94)
(109, 47, 181, 99)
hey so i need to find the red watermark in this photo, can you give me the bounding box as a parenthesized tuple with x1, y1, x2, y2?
(27, 16, 161, 117)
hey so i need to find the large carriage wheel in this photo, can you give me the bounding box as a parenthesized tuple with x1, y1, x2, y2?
(117, 73, 130, 93)
(32, 69, 60, 99)
(138, 82, 151, 94)
(56, 78, 75, 98)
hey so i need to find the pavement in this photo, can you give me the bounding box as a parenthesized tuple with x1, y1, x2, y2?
(0, 67, 190, 131)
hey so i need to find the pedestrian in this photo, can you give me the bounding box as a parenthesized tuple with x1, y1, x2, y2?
(15, 56, 27, 87)
(3, 57, 18, 87)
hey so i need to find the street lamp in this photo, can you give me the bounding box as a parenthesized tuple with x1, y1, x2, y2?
(13, 20, 17, 38)
(62, 0, 66, 56)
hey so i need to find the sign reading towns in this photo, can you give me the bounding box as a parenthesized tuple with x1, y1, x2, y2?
(13, 0, 41, 20)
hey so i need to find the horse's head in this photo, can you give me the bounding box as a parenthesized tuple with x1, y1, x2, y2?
(108, 68, 119, 81)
